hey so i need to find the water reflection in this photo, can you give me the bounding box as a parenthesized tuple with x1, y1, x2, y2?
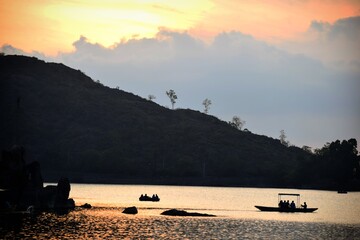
(70, 184, 360, 224)
(3, 185, 360, 239)
(1, 207, 360, 239)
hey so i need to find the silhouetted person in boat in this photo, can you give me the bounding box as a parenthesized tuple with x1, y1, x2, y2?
(290, 201, 296, 209)
(152, 194, 159, 201)
(278, 200, 283, 208)
(301, 202, 307, 209)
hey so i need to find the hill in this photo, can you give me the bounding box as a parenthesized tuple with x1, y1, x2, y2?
(0, 55, 318, 187)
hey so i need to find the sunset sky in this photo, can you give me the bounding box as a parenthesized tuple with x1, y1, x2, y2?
(1, 0, 360, 150)
(1, 0, 359, 54)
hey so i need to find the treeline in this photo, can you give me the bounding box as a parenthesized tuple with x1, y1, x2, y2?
(42, 137, 360, 190)
(310, 139, 359, 189)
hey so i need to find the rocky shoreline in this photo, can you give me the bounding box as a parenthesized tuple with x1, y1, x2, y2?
(0, 145, 75, 214)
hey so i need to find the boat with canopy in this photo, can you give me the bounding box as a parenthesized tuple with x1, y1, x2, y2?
(255, 193, 318, 213)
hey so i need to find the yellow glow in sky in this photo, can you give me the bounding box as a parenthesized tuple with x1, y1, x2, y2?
(0, 0, 359, 55)
(0, 0, 213, 54)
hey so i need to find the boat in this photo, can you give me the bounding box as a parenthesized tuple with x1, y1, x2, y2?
(139, 194, 160, 202)
(255, 193, 318, 213)
(337, 190, 348, 194)
(254, 205, 318, 212)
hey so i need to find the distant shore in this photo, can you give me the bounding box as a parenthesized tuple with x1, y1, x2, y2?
(43, 171, 360, 191)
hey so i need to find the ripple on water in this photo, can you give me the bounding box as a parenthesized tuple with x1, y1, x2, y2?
(1, 207, 360, 239)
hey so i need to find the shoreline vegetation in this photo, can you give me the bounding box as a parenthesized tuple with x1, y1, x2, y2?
(44, 172, 359, 192)
(1, 55, 360, 192)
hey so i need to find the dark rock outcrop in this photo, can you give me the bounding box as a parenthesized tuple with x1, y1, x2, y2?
(122, 206, 138, 214)
(161, 209, 215, 217)
(25, 161, 44, 190)
(0, 146, 27, 202)
(0, 145, 75, 212)
(39, 179, 74, 210)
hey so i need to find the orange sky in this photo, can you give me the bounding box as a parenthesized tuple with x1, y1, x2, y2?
(1, 0, 359, 55)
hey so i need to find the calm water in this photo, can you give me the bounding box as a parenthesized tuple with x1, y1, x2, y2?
(1, 184, 360, 239)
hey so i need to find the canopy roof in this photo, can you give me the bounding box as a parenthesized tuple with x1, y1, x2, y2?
(278, 193, 300, 196)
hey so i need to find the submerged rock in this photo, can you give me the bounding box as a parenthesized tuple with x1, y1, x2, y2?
(81, 203, 92, 209)
(122, 206, 138, 214)
(161, 209, 215, 217)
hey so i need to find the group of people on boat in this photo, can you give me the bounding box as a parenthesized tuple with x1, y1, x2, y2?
(278, 200, 307, 209)
(279, 200, 296, 209)
(139, 194, 160, 202)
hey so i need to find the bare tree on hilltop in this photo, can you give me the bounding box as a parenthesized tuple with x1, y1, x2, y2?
(148, 94, 156, 101)
(229, 116, 246, 130)
(202, 98, 212, 114)
(279, 130, 290, 146)
(166, 89, 177, 109)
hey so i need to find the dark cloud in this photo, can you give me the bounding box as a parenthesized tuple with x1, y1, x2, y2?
(1, 44, 27, 55)
(0, 44, 45, 59)
(285, 16, 360, 72)
(328, 16, 360, 40)
(309, 20, 330, 32)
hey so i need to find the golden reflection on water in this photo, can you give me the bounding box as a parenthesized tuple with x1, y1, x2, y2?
(3, 185, 360, 239)
(1, 207, 360, 239)
(70, 184, 360, 225)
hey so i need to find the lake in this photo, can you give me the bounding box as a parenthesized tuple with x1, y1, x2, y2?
(1, 184, 360, 239)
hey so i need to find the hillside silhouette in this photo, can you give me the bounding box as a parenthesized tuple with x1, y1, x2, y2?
(1, 55, 348, 189)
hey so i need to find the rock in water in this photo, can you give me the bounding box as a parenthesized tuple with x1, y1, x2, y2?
(81, 203, 92, 209)
(161, 209, 215, 217)
(122, 206, 138, 214)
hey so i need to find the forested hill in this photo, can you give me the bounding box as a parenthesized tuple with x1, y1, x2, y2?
(1, 55, 357, 190)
